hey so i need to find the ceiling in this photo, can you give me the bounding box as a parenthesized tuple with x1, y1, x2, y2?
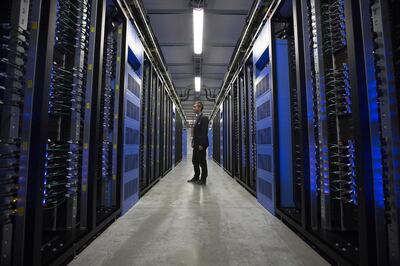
(142, 0, 253, 125)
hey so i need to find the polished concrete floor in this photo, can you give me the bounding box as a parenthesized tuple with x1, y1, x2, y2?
(69, 158, 329, 266)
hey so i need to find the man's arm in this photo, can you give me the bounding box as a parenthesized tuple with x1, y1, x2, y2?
(199, 116, 209, 150)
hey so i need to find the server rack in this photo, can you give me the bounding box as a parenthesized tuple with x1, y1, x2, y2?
(246, 60, 257, 192)
(214, 61, 257, 194)
(139, 58, 180, 196)
(23, 0, 102, 264)
(96, 1, 123, 224)
(172, 105, 176, 166)
(228, 61, 258, 194)
(0, 0, 42, 264)
(271, 0, 400, 265)
(211, 0, 399, 264)
(220, 106, 223, 166)
(175, 112, 183, 164)
(253, 19, 276, 214)
(121, 19, 143, 214)
(182, 127, 188, 159)
(212, 112, 220, 164)
(139, 56, 150, 193)
(355, 0, 400, 264)
(208, 128, 213, 159)
(155, 76, 161, 179)
(0, 0, 184, 264)
(269, 0, 370, 264)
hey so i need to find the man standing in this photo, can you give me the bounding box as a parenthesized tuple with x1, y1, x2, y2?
(187, 101, 209, 185)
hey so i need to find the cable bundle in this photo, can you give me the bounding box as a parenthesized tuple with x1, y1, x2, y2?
(330, 140, 357, 205)
(49, 63, 85, 116)
(43, 140, 81, 207)
(326, 64, 352, 117)
(99, 32, 117, 200)
(0, 15, 30, 225)
(307, 0, 322, 193)
(43, 0, 92, 210)
(55, 0, 91, 54)
(330, 0, 347, 52)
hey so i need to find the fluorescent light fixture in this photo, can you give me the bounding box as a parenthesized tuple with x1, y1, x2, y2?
(195, 77, 201, 92)
(193, 8, 204, 54)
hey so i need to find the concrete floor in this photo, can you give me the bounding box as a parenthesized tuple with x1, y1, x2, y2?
(69, 159, 329, 266)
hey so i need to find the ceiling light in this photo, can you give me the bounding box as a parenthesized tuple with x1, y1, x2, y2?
(195, 77, 201, 92)
(193, 8, 204, 54)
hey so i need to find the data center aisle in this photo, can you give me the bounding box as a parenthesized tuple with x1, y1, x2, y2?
(69, 159, 328, 266)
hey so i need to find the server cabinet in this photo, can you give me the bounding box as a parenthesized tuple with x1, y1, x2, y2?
(223, 93, 233, 174)
(175, 112, 183, 164)
(246, 61, 257, 192)
(0, 0, 42, 264)
(96, 0, 123, 223)
(183, 127, 188, 159)
(140, 56, 150, 192)
(0, 0, 184, 263)
(208, 128, 213, 159)
(22, 0, 105, 264)
(271, 0, 400, 264)
(154, 77, 161, 179)
(270, 2, 303, 224)
(223, 100, 229, 171)
(253, 20, 275, 214)
(220, 105, 224, 166)
(158, 82, 164, 173)
(232, 82, 239, 177)
(172, 105, 176, 166)
(161, 85, 167, 174)
(239, 71, 247, 185)
(121, 19, 143, 214)
(356, 0, 400, 264)
(228, 62, 257, 194)
(212, 112, 220, 164)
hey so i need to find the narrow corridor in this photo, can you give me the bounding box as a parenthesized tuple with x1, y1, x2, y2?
(69, 159, 328, 266)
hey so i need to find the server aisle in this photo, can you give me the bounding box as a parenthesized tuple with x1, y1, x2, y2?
(68, 159, 329, 266)
(0, 0, 185, 265)
(211, 0, 400, 265)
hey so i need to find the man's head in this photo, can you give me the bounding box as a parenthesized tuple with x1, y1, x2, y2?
(193, 101, 203, 114)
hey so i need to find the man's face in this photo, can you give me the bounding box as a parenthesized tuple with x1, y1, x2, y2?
(193, 103, 201, 114)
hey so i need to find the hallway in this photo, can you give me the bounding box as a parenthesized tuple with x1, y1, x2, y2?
(69, 159, 328, 266)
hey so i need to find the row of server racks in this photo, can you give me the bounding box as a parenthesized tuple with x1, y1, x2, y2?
(212, 0, 400, 265)
(0, 0, 184, 265)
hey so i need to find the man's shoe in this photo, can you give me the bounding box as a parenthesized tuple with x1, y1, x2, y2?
(187, 178, 199, 183)
(195, 180, 206, 185)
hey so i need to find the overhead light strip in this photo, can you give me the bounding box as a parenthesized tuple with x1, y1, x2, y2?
(195, 76, 201, 92)
(193, 8, 204, 54)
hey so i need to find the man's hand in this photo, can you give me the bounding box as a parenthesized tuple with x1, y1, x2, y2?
(198, 145, 203, 151)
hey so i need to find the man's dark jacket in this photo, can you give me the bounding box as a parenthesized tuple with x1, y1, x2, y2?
(192, 114, 209, 149)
